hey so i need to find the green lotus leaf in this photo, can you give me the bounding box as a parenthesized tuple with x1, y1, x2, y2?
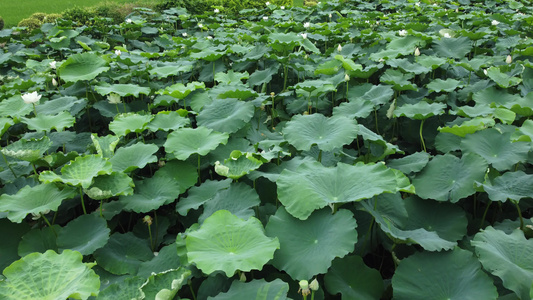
(387, 36, 425, 55)
(265, 207, 357, 280)
(158, 82, 206, 100)
(21, 111, 75, 132)
(0, 219, 30, 271)
(208, 279, 289, 300)
(140, 268, 191, 300)
(324, 255, 383, 300)
(332, 99, 374, 119)
(315, 59, 342, 75)
(94, 84, 151, 97)
(387, 151, 431, 174)
(438, 117, 495, 137)
(153, 160, 198, 194)
(91, 134, 120, 159)
(427, 78, 463, 92)
(147, 111, 190, 132)
(0, 250, 100, 300)
(214, 151, 264, 180)
(433, 36, 473, 59)
(0, 95, 33, 121)
(57, 214, 110, 255)
(348, 84, 394, 106)
(186, 210, 279, 277)
(294, 79, 336, 93)
(190, 48, 226, 61)
(388, 58, 431, 75)
(119, 175, 180, 213)
(39, 154, 113, 188)
(0, 183, 75, 223)
(215, 85, 259, 100)
(472, 226, 533, 300)
(486, 66, 522, 88)
(360, 194, 465, 251)
(0, 117, 14, 136)
(460, 128, 529, 171)
(85, 172, 134, 200)
(493, 107, 516, 124)
(109, 113, 154, 137)
(480, 171, 533, 202)
(94, 232, 154, 275)
(248, 67, 278, 87)
(283, 114, 358, 152)
(199, 182, 260, 223)
(215, 70, 249, 85)
(109, 142, 159, 173)
(137, 243, 182, 278)
(416, 55, 448, 69)
(197, 98, 254, 133)
(380, 69, 417, 91)
(454, 104, 495, 118)
(1, 136, 52, 162)
(268, 32, 300, 52)
(149, 61, 194, 78)
(472, 86, 533, 115)
(335, 55, 363, 72)
(393, 101, 446, 120)
(95, 276, 145, 300)
(35, 96, 87, 116)
(58, 52, 110, 82)
(413, 153, 487, 203)
(17, 225, 60, 257)
(164, 127, 229, 160)
(392, 248, 497, 300)
(176, 179, 232, 216)
(277, 161, 413, 220)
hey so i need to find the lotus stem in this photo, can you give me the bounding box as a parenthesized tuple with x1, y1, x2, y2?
(79, 186, 87, 215)
(511, 200, 524, 230)
(317, 150, 322, 163)
(41, 213, 56, 236)
(1, 152, 17, 178)
(189, 279, 197, 300)
(419, 119, 427, 152)
(479, 200, 492, 230)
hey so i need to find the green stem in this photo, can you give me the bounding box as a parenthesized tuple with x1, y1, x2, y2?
(419, 119, 427, 152)
(147, 223, 154, 251)
(154, 211, 159, 248)
(512, 200, 524, 230)
(311, 291, 315, 300)
(317, 150, 322, 163)
(479, 201, 492, 230)
(374, 109, 380, 135)
(32, 163, 38, 176)
(1, 152, 17, 178)
(189, 280, 197, 300)
(41, 213, 56, 236)
(79, 186, 87, 215)
(99, 200, 104, 218)
(197, 154, 201, 184)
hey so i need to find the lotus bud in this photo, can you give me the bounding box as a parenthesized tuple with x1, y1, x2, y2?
(414, 47, 421, 56)
(207, 36, 213, 40)
(304, 22, 310, 28)
(115, 49, 121, 56)
(301, 33, 307, 39)
(239, 272, 246, 282)
(329, 13, 332, 18)
(263, 16, 268, 21)
(506, 55, 512, 64)
(266, 1, 270, 5)
(214, 8, 220, 13)
(49, 61, 57, 69)
(281, 6, 285, 9)
(126, 18, 132, 24)
(198, 23, 204, 29)
(344, 74, 350, 82)
(182, 32, 188, 37)
(52, 78, 58, 86)
(309, 278, 319, 291)
(143, 215, 153, 226)
(337, 44, 342, 52)
(483, 69, 488, 75)
(21, 91, 41, 104)
(298, 280, 311, 296)
(398, 29, 407, 36)
(443, 32, 451, 38)
(491, 20, 500, 26)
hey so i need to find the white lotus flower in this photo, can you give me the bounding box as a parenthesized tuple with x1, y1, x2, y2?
(415, 2, 420, 6)
(52, 78, 58, 86)
(414, 47, 421, 56)
(266, 1, 270, 5)
(263, 16, 268, 21)
(483, 69, 488, 75)
(398, 29, 407, 36)
(300, 33, 307, 39)
(344, 74, 350, 81)
(107, 93, 121, 104)
(207, 35, 213, 40)
(21, 91, 41, 104)
(115, 49, 121, 56)
(309, 279, 319, 291)
(49, 61, 57, 69)
(443, 32, 451, 38)
(491, 20, 500, 26)
(182, 32, 188, 37)
(198, 23, 204, 29)
(214, 8, 220, 13)
(304, 22, 310, 28)
(126, 18, 132, 24)
(329, 13, 332, 18)
(337, 44, 342, 52)
(281, 6, 285, 9)
(506, 55, 512, 64)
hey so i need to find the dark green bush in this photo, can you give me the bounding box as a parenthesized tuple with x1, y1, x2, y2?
(17, 18, 41, 30)
(0, 16, 4, 30)
(155, 0, 290, 15)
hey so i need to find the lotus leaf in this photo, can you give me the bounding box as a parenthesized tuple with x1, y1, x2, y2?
(94, 84, 151, 97)
(109, 113, 154, 137)
(164, 126, 229, 160)
(58, 52, 110, 82)
(109, 142, 159, 173)
(85, 172, 134, 200)
(208, 279, 289, 300)
(393, 101, 446, 120)
(21, 111, 75, 132)
(147, 110, 190, 132)
(39, 154, 113, 188)
(1, 136, 52, 162)
(57, 213, 110, 255)
(119, 175, 180, 213)
(480, 171, 533, 202)
(197, 98, 254, 133)
(94, 232, 154, 275)
(140, 268, 191, 300)
(199, 182, 260, 223)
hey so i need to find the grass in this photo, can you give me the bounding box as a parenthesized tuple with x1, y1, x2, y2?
(0, 0, 159, 27)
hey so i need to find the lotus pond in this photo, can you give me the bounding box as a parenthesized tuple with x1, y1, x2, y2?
(1, 0, 533, 299)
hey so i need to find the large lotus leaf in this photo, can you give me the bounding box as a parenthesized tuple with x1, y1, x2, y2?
(149, 61, 194, 78)
(190, 48, 226, 61)
(18, 225, 59, 257)
(0, 250, 100, 300)
(147, 111, 190, 132)
(0, 117, 14, 136)
(94, 84, 151, 97)
(164, 127, 229, 160)
(21, 111, 75, 132)
(0, 219, 30, 272)
(348, 84, 394, 106)
(186, 210, 279, 276)
(58, 52, 110, 82)
(282, 114, 358, 152)
(36, 96, 87, 116)
(1, 136, 52, 162)
(265, 207, 357, 280)
(199, 182, 260, 223)
(137, 243, 182, 278)
(215, 70, 249, 85)
(433, 36, 473, 59)
(356, 124, 403, 155)
(109, 142, 159, 173)
(481, 171, 533, 202)
(460, 128, 529, 171)
(332, 99, 374, 119)
(85, 172, 134, 200)
(380, 69, 417, 91)
(214, 151, 264, 180)
(140, 268, 191, 300)
(176, 179, 232, 216)
(413, 153, 487, 203)
(392, 248, 497, 300)
(95, 276, 145, 300)
(158, 82, 206, 100)
(393, 101, 446, 120)
(0, 95, 34, 120)
(486, 66, 522, 88)
(324, 255, 383, 300)
(315, 59, 342, 75)
(386, 36, 425, 55)
(91, 134, 120, 159)
(387, 151, 431, 174)
(426, 78, 463, 93)
(277, 161, 413, 220)
(360, 194, 463, 251)
(472, 86, 531, 116)
(215, 85, 259, 100)
(153, 160, 198, 194)
(94, 232, 154, 275)
(438, 117, 496, 137)
(39, 155, 113, 188)
(0, 183, 75, 223)
(197, 98, 254, 133)
(109, 113, 154, 137)
(119, 176, 180, 213)
(208, 279, 289, 300)
(57, 214, 110, 255)
(472, 226, 533, 299)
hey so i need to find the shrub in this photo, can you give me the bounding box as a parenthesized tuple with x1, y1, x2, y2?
(61, 7, 93, 25)
(155, 0, 290, 15)
(0, 16, 4, 30)
(17, 18, 41, 31)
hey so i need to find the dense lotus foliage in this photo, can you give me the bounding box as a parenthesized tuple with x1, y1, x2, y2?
(1, 0, 533, 299)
